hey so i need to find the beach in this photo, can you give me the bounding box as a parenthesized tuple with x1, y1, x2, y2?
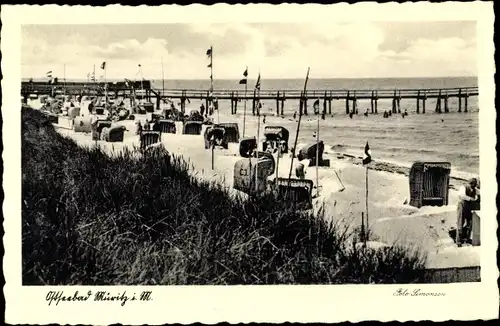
(54, 105, 480, 268)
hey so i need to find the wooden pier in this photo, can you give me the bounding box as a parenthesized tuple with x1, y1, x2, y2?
(21, 80, 478, 115)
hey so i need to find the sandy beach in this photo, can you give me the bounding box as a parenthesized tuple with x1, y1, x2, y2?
(53, 109, 480, 269)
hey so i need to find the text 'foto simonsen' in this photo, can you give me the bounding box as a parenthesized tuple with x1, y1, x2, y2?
(46, 290, 152, 306)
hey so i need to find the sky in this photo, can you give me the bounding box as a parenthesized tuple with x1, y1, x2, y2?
(21, 22, 477, 80)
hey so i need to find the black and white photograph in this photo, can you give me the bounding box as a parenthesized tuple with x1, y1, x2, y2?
(2, 3, 498, 324)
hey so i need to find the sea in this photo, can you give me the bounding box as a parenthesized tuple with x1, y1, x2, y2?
(150, 77, 479, 176)
(26, 76, 480, 175)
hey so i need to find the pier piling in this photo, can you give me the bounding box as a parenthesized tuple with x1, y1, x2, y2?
(370, 91, 374, 114)
(458, 88, 462, 112)
(397, 90, 401, 113)
(423, 91, 427, 113)
(304, 94, 308, 115)
(276, 91, 280, 116)
(353, 91, 358, 114)
(464, 91, 468, 113)
(328, 91, 332, 115)
(444, 91, 449, 113)
(435, 90, 442, 113)
(392, 90, 397, 113)
(346, 91, 350, 114)
(416, 90, 420, 114)
(280, 92, 285, 116)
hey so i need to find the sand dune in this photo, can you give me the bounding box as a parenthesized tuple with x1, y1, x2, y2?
(53, 112, 478, 269)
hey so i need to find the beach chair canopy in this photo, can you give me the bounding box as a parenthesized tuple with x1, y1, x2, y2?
(274, 177, 314, 210)
(217, 123, 240, 143)
(264, 126, 289, 142)
(153, 119, 177, 134)
(203, 126, 227, 149)
(299, 141, 325, 165)
(186, 110, 204, 122)
(183, 120, 203, 135)
(239, 137, 257, 158)
(409, 161, 451, 208)
(233, 158, 275, 195)
(205, 126, 225, 140)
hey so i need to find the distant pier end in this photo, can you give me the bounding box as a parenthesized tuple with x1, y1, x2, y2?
(21, 80, 478, 115)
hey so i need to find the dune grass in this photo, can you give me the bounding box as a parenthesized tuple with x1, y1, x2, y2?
(22, 107, 427, 285)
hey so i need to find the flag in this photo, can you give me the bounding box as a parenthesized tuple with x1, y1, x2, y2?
(46, 71, 52, 78)
(363, 142, 372, 165)
(138, 64, 141, 67)
(207, 63, 212, 68)
(239, 68, 248, 84)
(100, 61, 106, 70)
(255, 73, 261, 91)
(206, 48, 212, 57)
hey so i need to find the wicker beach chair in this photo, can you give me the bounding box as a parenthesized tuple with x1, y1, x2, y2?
(263, 126, 289, 153)
(233, 157, 275, 195)
(106, 125, 126, 142)
(91, 120, 112, 141)
(298, 141, 329, 167)
(409, 162, 451, 208)
(274, 178, 314, 210)
(140, 130, 162, 150)
(153, 119, 177, 134)
(218, 123, 240, 143)
(183, 121, 203, 135)
(239, 137, 257, 158)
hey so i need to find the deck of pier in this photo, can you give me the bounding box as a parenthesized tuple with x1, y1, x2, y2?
(21, 80, 478, 114)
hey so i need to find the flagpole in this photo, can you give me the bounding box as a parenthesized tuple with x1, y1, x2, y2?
(104, 63, 107, 110)
(161, 57, 165, 101)
(316, 103, 320, 196)
(287, 67, 310, 193)
(365, 166, 369, 241)
(242, 66, 248, 138)
(63, 63, 66, 96)
(255, 72, 261, 193)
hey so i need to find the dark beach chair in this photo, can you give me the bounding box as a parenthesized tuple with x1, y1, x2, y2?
(233, 157, 275, 195)
(218, 123, 240, 143)
(298, 141, 329, 167)
(153, 119, 177, 134)
(239, 137, 257, 158)
(106, 125, 127, 142)
(139, 130, 162, 150)
(409, 161, 451, 208)
(183, 121, 203, 135)
(262, 126, 289, 153)
(91, 120, 112, 141)
(274, 178, 314, 210)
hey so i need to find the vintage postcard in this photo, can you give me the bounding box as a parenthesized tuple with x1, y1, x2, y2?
(2, 2, 498, 324)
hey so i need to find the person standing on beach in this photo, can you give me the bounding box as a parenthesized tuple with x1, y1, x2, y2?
(456, 178, 479, 246)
